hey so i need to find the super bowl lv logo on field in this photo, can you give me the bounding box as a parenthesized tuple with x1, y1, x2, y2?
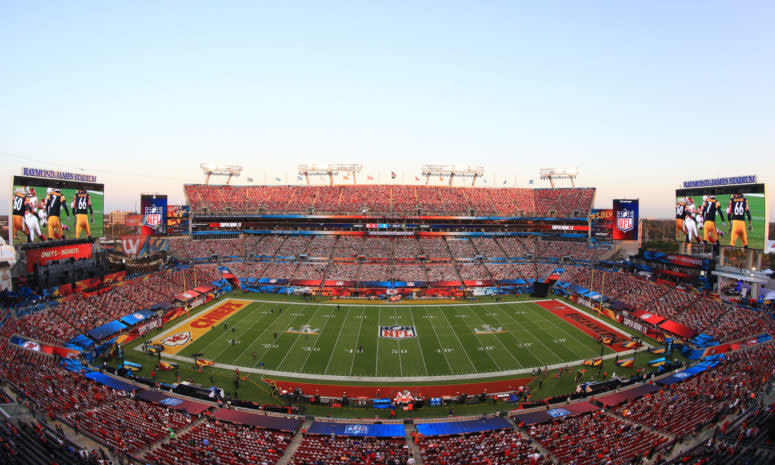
(152, 300, 250, 354)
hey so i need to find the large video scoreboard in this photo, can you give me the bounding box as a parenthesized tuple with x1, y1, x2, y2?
(675, 176, 767, 250)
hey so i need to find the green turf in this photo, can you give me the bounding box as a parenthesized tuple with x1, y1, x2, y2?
(119, 292, 685, 418)
(168, 299, 614, 377)
(675, 193, 766, 249)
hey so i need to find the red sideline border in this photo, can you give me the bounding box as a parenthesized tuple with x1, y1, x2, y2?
(536, 301, 632, 353)
(264, 377, 534, 398)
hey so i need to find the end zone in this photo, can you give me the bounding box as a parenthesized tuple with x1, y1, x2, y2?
(151, 299, 252, 354)
(536, 301, 633, 352)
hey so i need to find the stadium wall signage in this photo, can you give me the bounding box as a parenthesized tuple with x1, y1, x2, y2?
(24, 243, 93, 272)
(22, 167, 97, 183)
(682, 175, 756, 188)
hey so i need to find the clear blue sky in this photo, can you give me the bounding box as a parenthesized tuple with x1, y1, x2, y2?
(1, 1, 773, 218)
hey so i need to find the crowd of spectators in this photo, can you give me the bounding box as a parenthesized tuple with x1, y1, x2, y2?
(144, 419, 293, 465)
(426, 264, 459, 282)
(245, 236, 285, 258)
(293, 263, 329, 281)
(528, 410, 667, 465)
(359, 264, 393, 282)
(64, 398, 191, 454)
(305, 236, 337, 259)
(418, 429, 544, 465)
(184, 184, 596, 216)
(290, 435, 410, 465)
(561, 268, 775, 343)
(324, 264, 360, 281)
(419, 238, 451, 260)
(392, 264, 428, 282)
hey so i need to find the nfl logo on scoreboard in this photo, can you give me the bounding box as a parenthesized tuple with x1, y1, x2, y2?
(379, 325, 417, 339)
(616, 209, 634, 233)
(143, 205, 164, 229)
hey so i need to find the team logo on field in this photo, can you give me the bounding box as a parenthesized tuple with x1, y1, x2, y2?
(22, 341, 41, 351)
(616, 209, 634, 233)
(379, 325, 416, 339)
(474, 324, 507, 335)
(286, 325, 320, 335)
(160, 331, 191, 347)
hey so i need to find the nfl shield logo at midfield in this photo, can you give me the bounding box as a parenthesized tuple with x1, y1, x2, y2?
(616, 208, 634, 233)
(379, 325, 416, 339)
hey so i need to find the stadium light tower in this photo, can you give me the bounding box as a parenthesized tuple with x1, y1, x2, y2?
(539, 168, 578, 188)
(297, 164, 363, 186)
(200, 163, 243, 185)
(421, 165, 485, 186)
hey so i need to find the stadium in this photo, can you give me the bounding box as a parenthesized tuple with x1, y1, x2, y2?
(3, 4, 775, 464)
(1, 163, 773, 465)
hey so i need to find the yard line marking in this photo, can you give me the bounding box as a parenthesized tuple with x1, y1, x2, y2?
(201, 301, 273, 360)
(324, 306, 351, 375)
(407, 306, 429, 377)
(348, 308, 367, 377)
(493, 303, 565, 364)
(298, 305, 338, 374)
(227, 303, 284, 364)
(463, 304, 523, 369)
(527, 303, 596, 360)
(421, 306, 455, 374)
(276, 305, 323, 370)
(436, 306, 478, 374)
(452, 305, 506, 371)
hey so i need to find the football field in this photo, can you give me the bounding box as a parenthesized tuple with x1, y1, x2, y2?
(154, 298, 623, 378)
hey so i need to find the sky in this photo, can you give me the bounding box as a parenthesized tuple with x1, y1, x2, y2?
(1, 1, 774, 219)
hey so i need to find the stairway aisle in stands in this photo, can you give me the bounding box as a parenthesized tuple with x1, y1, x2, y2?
(277, 419, 313, 465)
(405, 423, 424, 465)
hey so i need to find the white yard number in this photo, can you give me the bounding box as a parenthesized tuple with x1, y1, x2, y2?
(391, 349, 408, 354)
(477, 345, 494, 351)
(436, 348, 454, 353)
(301, 346, 319, 352)
(516, 342, 532, 348)
(423, 315, 436, 319)
(261, 343, 279, 349)
(553, 338, 567, 344)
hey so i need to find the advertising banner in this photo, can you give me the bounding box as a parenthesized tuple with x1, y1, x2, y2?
(612, 199, 639, 240)
(24, 243, 93, 272)
(589, 209, 614, 242)
(641, 251, 709, 269)
(140, 194, 168, 236)
(121, 235, 170, 257)
(167, 205, 190, 235)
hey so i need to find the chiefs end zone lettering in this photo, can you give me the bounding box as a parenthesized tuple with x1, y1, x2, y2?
(25, 243, 93, 272)
(152, 300, 250, 354)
